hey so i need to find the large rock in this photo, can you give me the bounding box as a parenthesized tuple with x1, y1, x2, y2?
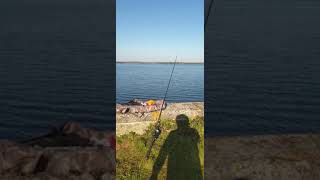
(62, 122, 115, 148)
(0, 140, 42, 175)
(43, 147, 114, 177)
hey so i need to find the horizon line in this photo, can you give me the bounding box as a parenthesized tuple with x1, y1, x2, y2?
(116, 61, 204, 64)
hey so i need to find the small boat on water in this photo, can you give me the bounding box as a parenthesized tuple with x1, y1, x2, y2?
(116, 99, 167, 114)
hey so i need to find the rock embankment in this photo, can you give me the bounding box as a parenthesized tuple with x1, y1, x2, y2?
(205, 134, 320, 180)
(116, 102, 204, 135)
(0, 122, 115, 180)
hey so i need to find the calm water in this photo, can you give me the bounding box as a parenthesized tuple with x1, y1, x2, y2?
(0, 1, 115, 140)
(205, 0, 320, 136)
(2, 0, 320, 140)
(117, 63, 204, 103)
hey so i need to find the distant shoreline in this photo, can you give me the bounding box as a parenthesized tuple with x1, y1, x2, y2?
(116, 61, 203, 64)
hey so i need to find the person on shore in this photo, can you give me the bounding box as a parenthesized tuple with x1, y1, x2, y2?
(150, 114, 203, 180)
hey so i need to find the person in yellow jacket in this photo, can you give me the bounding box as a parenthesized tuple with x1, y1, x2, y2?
(146, 99, 156, 106)
(143, 99, 156, 114)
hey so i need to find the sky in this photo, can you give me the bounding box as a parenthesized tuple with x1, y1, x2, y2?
(116, 0, 203, 63)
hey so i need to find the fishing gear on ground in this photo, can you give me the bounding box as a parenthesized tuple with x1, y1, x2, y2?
(116, 99, 167, 115)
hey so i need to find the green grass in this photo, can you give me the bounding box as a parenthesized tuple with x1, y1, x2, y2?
(116, 116, 204, 180)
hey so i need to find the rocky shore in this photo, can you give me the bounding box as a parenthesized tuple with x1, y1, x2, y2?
(206, 133, 320, 180)
(116, 102, 204, 135)
(3, 103, 319, 179)
(0, 122, 115, 180)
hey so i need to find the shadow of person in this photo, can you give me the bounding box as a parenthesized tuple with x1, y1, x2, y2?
(150, 114, 203, 180)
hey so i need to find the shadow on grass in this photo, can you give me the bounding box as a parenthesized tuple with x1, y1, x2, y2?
(150, 114, 203, 180)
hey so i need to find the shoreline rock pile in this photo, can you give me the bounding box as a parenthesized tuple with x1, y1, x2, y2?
(0, 122, 115, 180)
(116, 102, 204, 135)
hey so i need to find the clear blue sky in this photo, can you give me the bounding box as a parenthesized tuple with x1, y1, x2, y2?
(116, 0, 203, 62)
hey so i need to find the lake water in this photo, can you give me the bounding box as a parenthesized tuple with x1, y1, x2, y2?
(2, 0, 320, 140)
(205, 0, 320, 136)
(116, 63, 204, 103)
(0, 0, 115, 140)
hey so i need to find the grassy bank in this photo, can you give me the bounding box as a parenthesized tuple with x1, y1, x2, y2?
(116, 116, 204, 180)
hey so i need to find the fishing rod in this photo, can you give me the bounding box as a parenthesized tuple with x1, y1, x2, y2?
(146, 56, 177, 159)
(145, 0, 214, 159)
(205, 0, 215, 31)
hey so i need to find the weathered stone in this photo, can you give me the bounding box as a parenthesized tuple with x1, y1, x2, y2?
(79, 173, 95, 180)
(86, 149, 114, 172)
(45, 152, 71, 176)
(62, 122, 82, 135)
(21, 160, 39, 175)
(43, 147, 114, 176)
(101, 172, 116, 180)
(0, 140, 42, 175)
(205, 134, 320, 180)
(61, 122, 113, 147)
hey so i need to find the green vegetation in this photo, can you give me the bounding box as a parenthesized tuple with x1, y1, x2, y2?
(116, 116, 204, 180)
